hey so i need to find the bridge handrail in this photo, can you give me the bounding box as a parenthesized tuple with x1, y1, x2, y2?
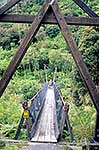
(29, 82, 48, 124)
(30, 81, 48, 105)
(53, 82, 65, 106)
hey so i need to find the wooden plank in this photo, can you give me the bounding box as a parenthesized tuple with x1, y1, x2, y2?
(51, 2, 99, 112)
(73, 0, 98, 17)
(0, 0, 51, 97)
(31, 87, 59, 142)
(1, 14, 99, 26)
(0, 0, 21, 15)
(22, 143, 71, 150)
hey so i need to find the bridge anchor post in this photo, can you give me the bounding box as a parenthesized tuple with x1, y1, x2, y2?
(88, 113, 99, 150)
(94, 113, 99, 142)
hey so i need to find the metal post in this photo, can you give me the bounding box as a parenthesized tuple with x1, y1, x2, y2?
(44, 64, 48, 83)
(94, 113, 99, 142)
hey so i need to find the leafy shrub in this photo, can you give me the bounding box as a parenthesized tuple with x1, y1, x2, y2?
(46, 26, 60, 38)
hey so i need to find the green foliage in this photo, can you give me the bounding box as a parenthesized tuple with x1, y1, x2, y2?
(0, 143, 27, 150)
(0, 25, 26, 50)
(73, 90, 82, 107)
(0, 0, 99, 144)
(0, 140, 5, 148)
(69, 104, 96, 142)
(46, 26, 60, 38)
(0, 48, 16, 76)
(79, 27, 99, 85)
(36, 0, 45, 5)
(0, 91, 22, 138)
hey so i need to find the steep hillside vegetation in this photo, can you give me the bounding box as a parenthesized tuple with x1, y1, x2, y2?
(0, 0, 99, 144)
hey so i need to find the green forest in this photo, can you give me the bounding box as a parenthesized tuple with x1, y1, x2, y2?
(0, 0, 99, 149)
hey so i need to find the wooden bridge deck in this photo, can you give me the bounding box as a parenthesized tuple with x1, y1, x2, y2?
(31, 86, 59, 143)
(22, 143, 72, 150)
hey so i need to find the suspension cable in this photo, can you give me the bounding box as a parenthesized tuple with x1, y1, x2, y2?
(53, 66, 57, 83)
(44, 64, 48, 83)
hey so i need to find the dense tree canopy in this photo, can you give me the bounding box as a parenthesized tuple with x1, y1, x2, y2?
(0, 0, 99, 145)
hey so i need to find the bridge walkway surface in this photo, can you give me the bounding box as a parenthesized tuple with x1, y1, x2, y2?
(22, 143, 73, 150)
(31, 86, 59, 143)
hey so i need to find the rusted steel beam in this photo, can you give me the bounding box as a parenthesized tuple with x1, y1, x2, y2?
(26, 118, 31, 140)
(73, 0, 98, 17)
(51, 3, 99, 112)
(0, 14, 99, 26)
(14, 114, 24, 140)
(0, 0, 21, 15)
(0, 1, 51, 97)
(65, 113, 74, 142)
(94, 113, 99, 142)
(0, 14, 35, 23)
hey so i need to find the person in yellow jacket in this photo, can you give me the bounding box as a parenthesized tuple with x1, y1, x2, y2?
(22, 101, 29, 119)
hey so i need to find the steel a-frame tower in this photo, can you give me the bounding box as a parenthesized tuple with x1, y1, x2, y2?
(0, 0, 99, 147)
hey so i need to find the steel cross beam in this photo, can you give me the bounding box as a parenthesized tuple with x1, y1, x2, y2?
(50, 2, 99, 112)
(0, 14, 99, 26)
(0, 0, 21, 15)
(0, 0, 51, 97)
(73, 0, 98, 17)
